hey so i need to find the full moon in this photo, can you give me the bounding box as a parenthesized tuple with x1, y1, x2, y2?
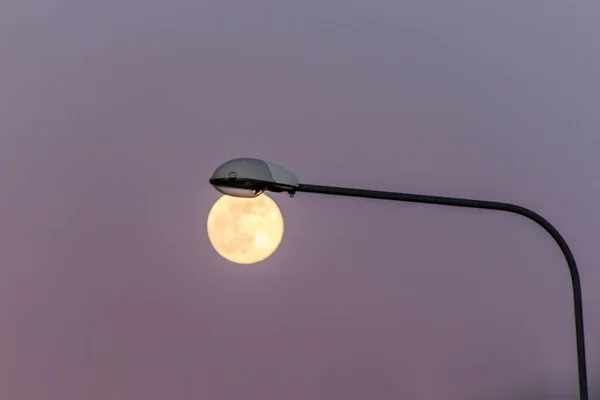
(207, 194, 284, 264)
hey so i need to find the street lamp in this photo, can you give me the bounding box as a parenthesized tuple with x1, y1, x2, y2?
(209, 157, 589, 400)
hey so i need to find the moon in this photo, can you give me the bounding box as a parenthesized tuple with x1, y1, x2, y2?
(207, 194, 284, 264)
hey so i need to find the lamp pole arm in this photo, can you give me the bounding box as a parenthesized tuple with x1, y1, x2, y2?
(294, 183, 588, 400)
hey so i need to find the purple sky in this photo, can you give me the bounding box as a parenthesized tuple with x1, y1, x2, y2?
(1, 1, 599, 399)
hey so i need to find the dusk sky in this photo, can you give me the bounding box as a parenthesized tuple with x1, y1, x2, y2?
(1, 0, 600, 398)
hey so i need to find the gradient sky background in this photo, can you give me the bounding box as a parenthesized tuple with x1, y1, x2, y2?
(1, 0, 599, 399)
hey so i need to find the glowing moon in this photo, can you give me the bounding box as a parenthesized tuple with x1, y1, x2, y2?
(207, 194, 284, 264)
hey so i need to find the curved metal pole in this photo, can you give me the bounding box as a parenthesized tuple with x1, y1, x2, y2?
(294, 183, 588, 400)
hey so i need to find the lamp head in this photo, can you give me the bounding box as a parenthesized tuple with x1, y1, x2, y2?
(209, 158, 299, 198)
